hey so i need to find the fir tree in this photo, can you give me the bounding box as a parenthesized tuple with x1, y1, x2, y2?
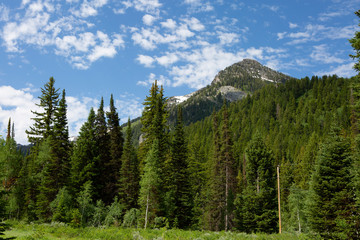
(350, 10, 360, 72)
(165, 106, 192, 228)
(220, 103, 237, 231)
(119, 118, 139, 210)
(235, 133, 277, 233)
(105, 94, 124, 203)
(49, 89, 71, 194)
(94, 98, 111, 203)
(307, 128, 357, 239)
(26, 77, 60, 144)
(70, 108, 97, 197)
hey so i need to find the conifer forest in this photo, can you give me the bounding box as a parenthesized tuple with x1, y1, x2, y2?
(1, 9, 360, 240)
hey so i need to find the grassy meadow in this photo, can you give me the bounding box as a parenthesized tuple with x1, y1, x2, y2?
(3, 221, 322, 240)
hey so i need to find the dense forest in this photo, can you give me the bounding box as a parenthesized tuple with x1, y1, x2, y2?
(1, 9, 360, 240)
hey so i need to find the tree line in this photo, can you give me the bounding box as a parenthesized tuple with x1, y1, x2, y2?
(0, 9, 360, 240)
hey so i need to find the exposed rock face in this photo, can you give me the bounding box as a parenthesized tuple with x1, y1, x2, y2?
(218, 86, 247, 102)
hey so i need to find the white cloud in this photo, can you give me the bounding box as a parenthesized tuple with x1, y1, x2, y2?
(156, 53, 179, 66)
(310, 44, 344, 64)
(115, 93, 143, 122)
(161, 19, 177, 29)
(183, 17, 205, 31)
(289, 22, 298, 29)
(0, 86, 38, 144)
(143, 14, 156, 26)
(137, 54, 155, 67)
(72, 0, 108, 18)
(0, 4, 9, 22)
(280, 24, 359, 45)
(315, 62, 356, 78)
(137, 73, 171, 87)
(184, 0, 213, 12)
(117, 0, 161, 14)
(218, 32, 239, 45)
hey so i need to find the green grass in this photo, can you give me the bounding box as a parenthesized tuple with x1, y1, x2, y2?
(4, 221, 322, 240)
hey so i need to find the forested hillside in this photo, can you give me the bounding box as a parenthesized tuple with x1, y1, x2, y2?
(1, 9, 360, 240)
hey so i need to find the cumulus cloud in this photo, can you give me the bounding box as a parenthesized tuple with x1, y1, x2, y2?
(1, 1, 124, 69)
(143, 14, 157, 26)
(0, 85, 144, 144)
(315, 62, 356, 78)
(137, 54, 155, 67)
(310, 44, 344, 64)
(279, 24, 359, 45)
(71, 0, 108, 18)
(0, 4, 9, 22)
(184, 0, 214, 13)
(137, 73, 171, 87)
(161, 19, 177, 29)
(116, 0, 162, 14)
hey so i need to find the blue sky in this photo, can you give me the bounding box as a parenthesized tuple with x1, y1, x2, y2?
(0, 0, 359, 144)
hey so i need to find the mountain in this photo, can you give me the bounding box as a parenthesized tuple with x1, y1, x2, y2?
(167, 59, 293, 126)
(126, 59, 293, 145)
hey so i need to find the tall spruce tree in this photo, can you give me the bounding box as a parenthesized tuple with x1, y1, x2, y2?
(70, 108, 97, 197)
(207, 110, 225, 231)
(139, 80, 169, 217)
(220, 103, 237, 231)
(94, 98, 111, 203)
(235, 133, 277, 233)
(165, 106, 192, 228)
(105, 94, 124, 203)
(119, 118, 139, 210)
(350, 10, 360, 72)
(26, 77, 60, 144)
(307, 128, 357, 239)
(49, 89, 71, 193)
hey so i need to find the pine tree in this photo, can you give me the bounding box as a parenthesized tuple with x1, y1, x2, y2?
(119, 118, 139, 210)
(49, 89, 71, 194)
(94, 98, 111, 203)
(26, 77, 59, 144)
(235, 133, 277, 233)
(105, 94, 124, 203)
(307, 128, 357, 239)
(165, 106, 192, 228)
(350, 10, 360, 72)
(220, 103, 237, 231)
(70, 108, 97, 197)
(207, 110, 225, 231)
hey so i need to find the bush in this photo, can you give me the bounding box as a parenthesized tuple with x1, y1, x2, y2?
(122, 208, 141, 228)
(104, 197, 124, 226)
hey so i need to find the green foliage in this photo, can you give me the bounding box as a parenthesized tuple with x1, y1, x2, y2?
(350, 10, 360, 72)
(235, 134, 277, 233)
(122, 208, 141, 228)
(306, 129, 357, 239)
(104, 197, 124, 227)
(77, 181, 94, 227)
(139, 140, 161, 229)
(119, 119, 139, 211)
(50, 187, 73, 223)
(91, 200, 106, 227)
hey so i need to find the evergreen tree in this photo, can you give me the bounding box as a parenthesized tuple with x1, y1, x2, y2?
(207, 110, 225, 231)
(350, 10, 360, 72)
(165, 106, 192, 228)
(94, 98, 111, 203)
(220, 103, 237, 231)
(49, 90, 71, 194)
(307, 129, 357, 239)
(70, 108, 97, 197)
(105, 94, 124, 203)
(235, 133, 277, 233)
(139, 140, 161, 229)
(119, 118, 139, 210)
(26, 77, 60, 144)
